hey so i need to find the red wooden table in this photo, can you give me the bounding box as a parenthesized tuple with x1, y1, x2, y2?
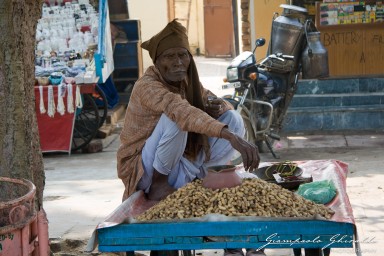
(34, 83, 95, 153)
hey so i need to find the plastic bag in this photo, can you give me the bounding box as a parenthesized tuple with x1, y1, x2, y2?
(297, 180, 336, 204)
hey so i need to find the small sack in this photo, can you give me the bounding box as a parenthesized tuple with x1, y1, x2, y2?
(297, 180, 336, 204)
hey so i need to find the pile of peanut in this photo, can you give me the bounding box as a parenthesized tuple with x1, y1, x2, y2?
(136, 178, 335, 221)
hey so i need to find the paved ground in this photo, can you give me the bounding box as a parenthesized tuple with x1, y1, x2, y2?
(42, 57, 384, 255)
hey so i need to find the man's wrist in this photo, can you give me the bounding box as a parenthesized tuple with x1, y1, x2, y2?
(220, 127, 235, 141)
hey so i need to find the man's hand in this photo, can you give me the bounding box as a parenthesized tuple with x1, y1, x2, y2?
(147, 170, 176, 201)
(206, 96, 223, 118)
(220, 128, 260, 171)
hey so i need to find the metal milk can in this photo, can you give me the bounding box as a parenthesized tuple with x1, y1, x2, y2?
(301, 20, 329, 79)
(268, 4, 308, 59)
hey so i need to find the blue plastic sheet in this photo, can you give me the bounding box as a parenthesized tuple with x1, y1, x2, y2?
(97, 76, 119, 109)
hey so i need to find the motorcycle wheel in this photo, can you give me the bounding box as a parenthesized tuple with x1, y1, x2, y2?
(230, 110, 255, 165)
(93, 84, 108, 128)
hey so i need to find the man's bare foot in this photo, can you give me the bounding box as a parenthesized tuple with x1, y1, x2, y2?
(147, 170, 176, 201)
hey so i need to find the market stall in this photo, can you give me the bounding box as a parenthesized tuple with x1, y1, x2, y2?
(314, 0, 384, 77)
(34, 0, 114, 153)
(87, 160, 360, 256)
(34, 82, 97, 153)
(35, 83, 77, 153)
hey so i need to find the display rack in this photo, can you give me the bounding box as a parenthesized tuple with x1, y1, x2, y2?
(315, 1, 384, 77)
(35, 0, 114, 153)
(110, 19, 143, 104)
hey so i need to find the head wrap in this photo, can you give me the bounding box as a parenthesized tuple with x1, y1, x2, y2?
(141, 19, 210, 161)
(141, 19, 190, 62)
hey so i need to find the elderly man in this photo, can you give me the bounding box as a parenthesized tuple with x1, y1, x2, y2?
(117, 19, 260, 201)
(116, 19, 264, 256)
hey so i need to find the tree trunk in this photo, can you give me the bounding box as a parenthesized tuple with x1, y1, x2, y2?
(0, 0, 45, 208)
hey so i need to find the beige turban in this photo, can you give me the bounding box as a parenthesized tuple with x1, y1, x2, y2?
(141, 19, 211, 161)
(141, 19, 190, 62)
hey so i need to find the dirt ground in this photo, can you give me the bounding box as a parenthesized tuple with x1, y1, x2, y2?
(49, 238, 120, 255)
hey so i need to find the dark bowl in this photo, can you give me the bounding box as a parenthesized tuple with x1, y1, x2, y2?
(252, 165, 311, 190)
(269, 176, 313, 190)
(253, 165, 303, 180)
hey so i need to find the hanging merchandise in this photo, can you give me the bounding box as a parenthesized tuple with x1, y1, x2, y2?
(39, 85, 46, 114)
(75, 85, 83, 108)
(47, 85, 56, 117)
(57, 82, 67, 115)
(319, 1, 384, 25)
(67, 83, 75, 113)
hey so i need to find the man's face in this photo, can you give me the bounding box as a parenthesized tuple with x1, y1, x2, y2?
(155, 47, 190, 84)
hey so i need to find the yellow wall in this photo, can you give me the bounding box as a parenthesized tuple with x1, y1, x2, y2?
(252, 0, 288, 58)
(174, 0, 205, 55)
(127, 0, 170, 70)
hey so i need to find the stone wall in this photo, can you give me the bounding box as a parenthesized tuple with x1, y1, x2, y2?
(240, 0, 251, 51)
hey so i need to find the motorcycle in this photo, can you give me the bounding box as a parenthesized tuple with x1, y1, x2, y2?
(223, 4, 328, 161)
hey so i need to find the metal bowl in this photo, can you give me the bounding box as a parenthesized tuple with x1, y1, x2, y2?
(253, 165, 303, 181)
(252, 164, 310, 190)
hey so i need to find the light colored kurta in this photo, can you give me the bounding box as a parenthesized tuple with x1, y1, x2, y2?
(117, 66, 233, 201)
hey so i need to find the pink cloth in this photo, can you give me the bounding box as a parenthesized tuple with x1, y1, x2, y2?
(87, 159, 355, 252)
(292, 160, 354, 224)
